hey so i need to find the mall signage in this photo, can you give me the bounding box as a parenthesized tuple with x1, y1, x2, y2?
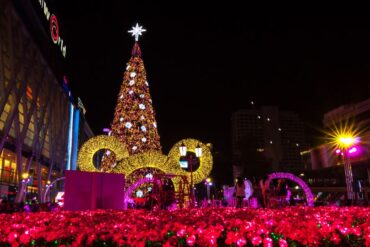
(37, 0, 67, 57)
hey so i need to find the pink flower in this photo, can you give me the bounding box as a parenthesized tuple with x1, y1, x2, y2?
(330, 233, 341, 245)
(251, 235, 262, 246)
(7, 232, 18, 243)
(339, 227, 349, 235)
(278, 238, 288, 247)
(263, 237, 273, 247)
(0, 206, 368, 246)
(243, 221, 253, 232)
(365, 233, 370, 247)
(19, 233, 30, 245)
(176, 228, 186, 237)
(236, 237, 247, 246)
(225, 231, 236, 245)
(186, 235, 196, 246)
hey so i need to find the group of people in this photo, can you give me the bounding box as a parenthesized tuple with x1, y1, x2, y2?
(234, 177, 246, 208)
(234, 177, 293, 208)
(0, 198, 60, 214)
(129, 179, 176, 211)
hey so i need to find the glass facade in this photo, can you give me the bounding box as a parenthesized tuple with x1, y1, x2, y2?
(0, 149, 20, 186)
(0, 0, 70, 202)
(0, 94, 50, 159)
(0, 149, 62, 199)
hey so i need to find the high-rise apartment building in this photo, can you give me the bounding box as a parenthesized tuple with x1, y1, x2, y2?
(232, 106, 307, 179)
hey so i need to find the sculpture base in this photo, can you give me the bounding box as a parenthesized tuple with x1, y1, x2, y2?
(64, 170, 125, 211)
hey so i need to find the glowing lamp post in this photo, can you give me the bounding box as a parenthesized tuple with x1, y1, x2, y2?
(46, 180, 52, 189)
(336, 134, 358, 201)
(205, 178, 212, 206)
(179, 143, 202, 208)
(21, 173, 29, 181)
(195, 144, 202, 157)
(44, 180, 52, 202)
(179, 143, 187, 156)
(21, 173, 29, 201)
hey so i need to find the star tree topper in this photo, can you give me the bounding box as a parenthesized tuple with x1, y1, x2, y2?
(128, 23, 146, 42)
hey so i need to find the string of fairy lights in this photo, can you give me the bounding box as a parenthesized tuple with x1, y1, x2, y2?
(77, 135, 213, 189)
(102, 48, 162, 170)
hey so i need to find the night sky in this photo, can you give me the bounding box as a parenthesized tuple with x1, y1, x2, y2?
(55, 4, 370, 182)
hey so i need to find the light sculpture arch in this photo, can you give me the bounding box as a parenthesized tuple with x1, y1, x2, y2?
(266, 172, 314, 206)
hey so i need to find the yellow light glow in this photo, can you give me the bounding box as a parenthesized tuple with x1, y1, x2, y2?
(168, 139, 213, 185)
(337, 135, 355, 148)
(114, 150, 178, 177)
(78, 136, 213, 188)
(77, 135, 129, 172)
(324, 120, 363, 152)
(206, 178, 211, 183)
(22, 173, 29, 179)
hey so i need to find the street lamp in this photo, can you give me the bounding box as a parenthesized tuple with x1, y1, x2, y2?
(45, 180, 52, 202)
(205, 178, 212, 206)
(179, 142, 202, 208)
(335, 134, 358, 202)
(179, 142, 187, 156)
(21, 173, 29, 201)
(21, 172, 29, 181)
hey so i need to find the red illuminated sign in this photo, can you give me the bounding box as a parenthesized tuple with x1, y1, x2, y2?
(50, 14, 59, 44)
(37, 0, 66, 57)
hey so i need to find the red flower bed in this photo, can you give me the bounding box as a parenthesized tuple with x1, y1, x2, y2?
(0, 206, 369, 246)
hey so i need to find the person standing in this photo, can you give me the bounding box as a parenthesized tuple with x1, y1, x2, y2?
(259, 177, 269, 208)
(235, 177, 246, 208)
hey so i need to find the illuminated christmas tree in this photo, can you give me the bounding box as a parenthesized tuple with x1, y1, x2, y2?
(102, 24, 161, 169)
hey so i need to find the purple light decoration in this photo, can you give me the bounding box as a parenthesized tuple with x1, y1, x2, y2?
(335, 149, 341, 154)
(103, 128, 110, 133)
(42, 177, 65, 203)
(347, 146, 361, 157)
(266, 172, 314, 207)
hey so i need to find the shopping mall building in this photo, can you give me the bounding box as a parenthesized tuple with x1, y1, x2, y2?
(0, 0, 93, 202)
